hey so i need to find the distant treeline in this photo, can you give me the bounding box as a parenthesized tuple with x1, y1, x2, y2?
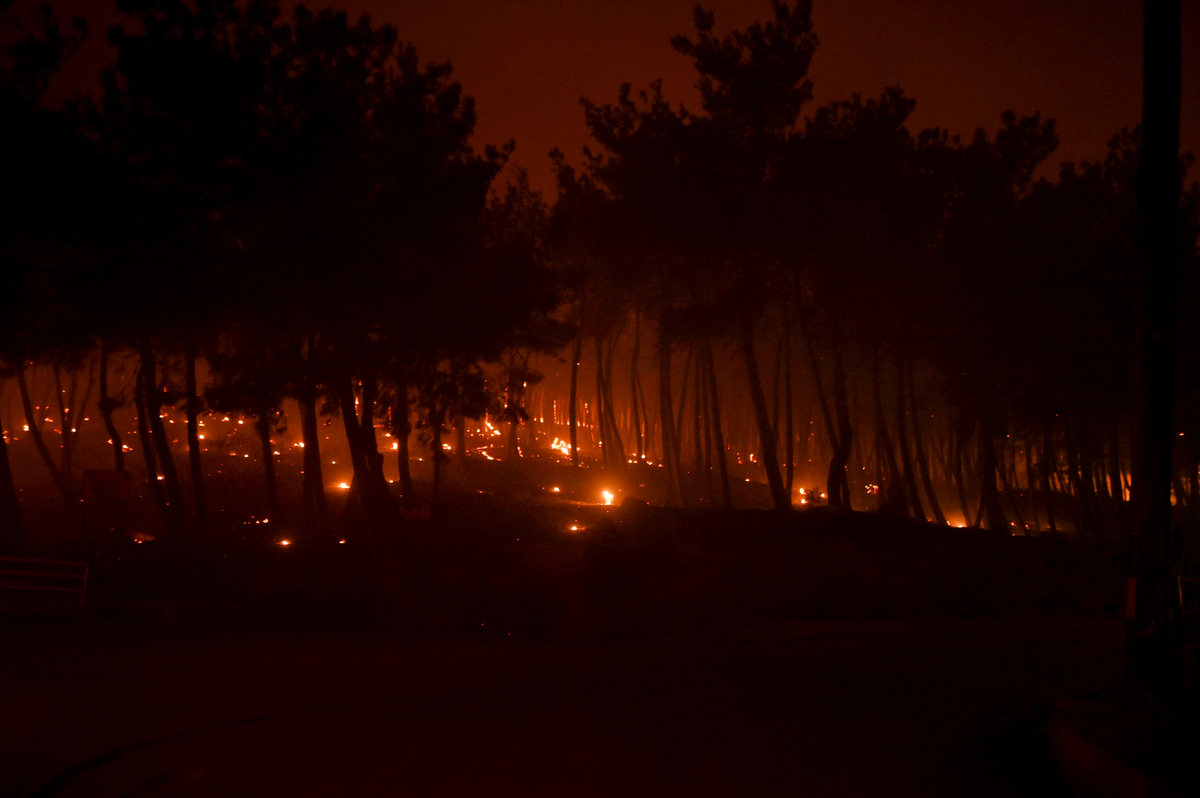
(1, 0, 1196, 548)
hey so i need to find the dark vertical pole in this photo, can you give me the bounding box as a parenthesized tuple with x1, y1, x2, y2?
(1129, 0, 1181, 695)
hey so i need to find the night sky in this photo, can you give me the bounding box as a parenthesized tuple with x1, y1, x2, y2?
(347, 0, 1198, 196)
(43, 0, 1200, 197)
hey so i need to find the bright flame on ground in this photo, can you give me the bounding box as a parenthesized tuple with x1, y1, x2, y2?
(601, 490, 614, 505)
(552, 487, 560, 493)
(336, 482, 350, 489)
(550, 437, 572, 457)
(339, 539, 346, 544)
(279, 539, 291, 546)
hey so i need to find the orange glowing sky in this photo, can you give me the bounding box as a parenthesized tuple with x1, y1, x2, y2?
(40, 0, 1200, 197)
(345, 0, 1200, 196)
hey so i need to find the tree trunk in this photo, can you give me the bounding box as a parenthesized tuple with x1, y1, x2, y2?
(658, 324, 682, 505)
(740, 322, 789, 511)
(359, 374, 391, 509)
(953, 414, 973, 526)
(594, 335, 610, 463)
(569, 334, 581, 467)
(257, 400, 280, 522)
(133, 364, 166, 515)
(907, 364, 946, 525)
(99, 339, 124, 471)
(783, 327, 794, 495)
(602, 333, 626, 464)
(894, 362, 925, 519)
(393, 373, 414, 498)
(51, 364, 81, 486)
(801, 321, 851, 509)
(184, 340, 207, 531)
(0, 405, 21, 552)
(431, 422, 444, 502)
(977, 414, 1009, 533)
(673, 348, 693, 493)
(631, 312, 644, 461)
(16, 365, 71, 499)
(139, 340, 186, 530)
(692, 346, 707, 500)
(703, 337, 731, 509)
(299, 389, 330, 535)
(872, 357, 903, 516)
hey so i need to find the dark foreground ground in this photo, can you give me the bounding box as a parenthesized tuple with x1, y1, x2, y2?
(2, 616, 1122, 797)
(5, 492, 1193, 796)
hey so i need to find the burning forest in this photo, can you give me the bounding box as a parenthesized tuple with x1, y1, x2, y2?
(1, 1, 1197, 795)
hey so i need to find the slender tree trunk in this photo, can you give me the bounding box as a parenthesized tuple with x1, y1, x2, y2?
(51, 365, 77, 485)
(431, 421, 444, 502)
(907, 367, 946, 525)
(658, 324, 682, 505)
(359, 373, 391, 509)
(299, 390, 330, 535)
(697, 345, 715, 501)
(133, 365, 166, 515)
(0, 402, 21, 552)
(872, 356, 903, 515)
(740, 322, 789, 511)
(703, 338, 731, 509)
(673, 347, 693, 488)
(829, 349, 854, 509)
(692, 347, 706, 499)
(257, 401, 280, 522)
(139, 340, 185, 529)
(454, 415, 467, 458)
(99, 340, 124, 471)
(594, 336, 610, 463)
(801, 320, 850, 508)
(631, 312, 644, 461)
(184, 340, 207, 530)
(977, 413, 1009, 533)
(953, 414, 973, 526)
(16, 365, 71, 499)
(1025, 438, 1041, 531)
(392, 373, 414, 498)
(894, 362, 925, 519)
(602, 334, 626, 464)
(783, 327, 794, 495)
(337, 378, 367, 487)
(569, 334, 581, 467)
